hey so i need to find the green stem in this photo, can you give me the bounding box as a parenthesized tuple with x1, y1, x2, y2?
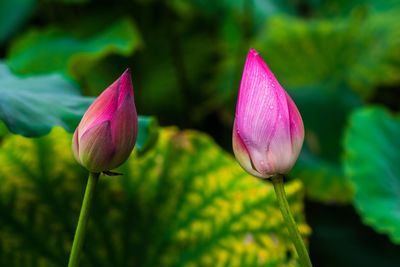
(68, 172, 100, 267)
(271, 174, 312, 267)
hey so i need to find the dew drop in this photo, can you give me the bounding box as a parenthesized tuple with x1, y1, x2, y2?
(269, 105, 274, 110)
(269, 78, 275, 87)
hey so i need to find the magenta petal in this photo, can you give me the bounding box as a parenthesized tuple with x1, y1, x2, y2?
(78, 69, 134, 138)
(72, 128, 80, 164)
(286, 91, 304, 147)
(108, 96, 138, 169)
(78, 85, 118, 138)
(78, 120, 115, 173)
(232, 48, 304, 177)
(117, 69, 134, 104)
(72, 69, 138, 172)
(232, 122, 263, 178)
(285, 91, 305, 160)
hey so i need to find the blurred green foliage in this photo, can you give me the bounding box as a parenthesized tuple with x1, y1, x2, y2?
(7, 17, 141, 94)
(0, 0, 34, 44)
(0, 0, 400, 266)
(0, 127, 307, 266)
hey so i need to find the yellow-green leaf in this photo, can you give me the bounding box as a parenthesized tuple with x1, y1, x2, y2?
(0, 127, 309, 266)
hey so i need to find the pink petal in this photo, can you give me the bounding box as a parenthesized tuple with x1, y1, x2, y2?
(233, 48, 304, 177)
(285, 91, 305, 161)
(78, 85, 118, 138)
(117, 69, 134, 105)
(78, 120, 115, 172)
(232, 121, 263, 178)
(235, 50, 289, 172)
(78, 69, 133, 138)
(72, 128, 80, 164)
(108, 95, 138, 169)
(72, 69, 138, 172)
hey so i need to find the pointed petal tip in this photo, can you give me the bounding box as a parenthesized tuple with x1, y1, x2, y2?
(246, 48, 267, 67)
(118, 68, 134, 95)
(245, 48, 275, 80)
(119, 68, 132, 86)
(248, 49, 266, 63)
(120, 68, 131, 79)
(248, 48, 259, 56)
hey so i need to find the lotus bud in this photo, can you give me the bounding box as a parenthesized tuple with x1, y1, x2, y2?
(233, 48, 304, 178)
(72, 69, 138, 173)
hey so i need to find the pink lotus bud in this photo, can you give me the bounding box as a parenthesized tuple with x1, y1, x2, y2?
(233, 49, 304, 178)
(72, 69, 138, 173)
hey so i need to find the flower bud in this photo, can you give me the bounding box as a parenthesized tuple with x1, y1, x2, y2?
(233, 49, 304, 178)
(72, 69, 138, 173)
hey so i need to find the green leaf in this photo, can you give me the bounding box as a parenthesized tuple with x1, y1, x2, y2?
(0, 0, 35, 44)
(0, 63, 92, 137)
(0, 127, 309, 266)
(6, 17, 141, 81)
(344, 107, 400, 243)
(136, 116, 159, 154)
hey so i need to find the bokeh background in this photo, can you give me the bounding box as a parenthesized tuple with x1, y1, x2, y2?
(1, 0, 400, 266)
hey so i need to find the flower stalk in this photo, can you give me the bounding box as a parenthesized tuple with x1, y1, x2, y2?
(69, 69, 138, 266)
(271, 174, 312, 267)
(68, 172, 100, 267)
